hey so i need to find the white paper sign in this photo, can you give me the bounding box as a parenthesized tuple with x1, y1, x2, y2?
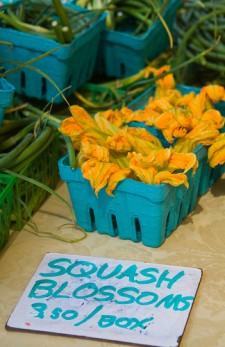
(6, 253, 202, 347)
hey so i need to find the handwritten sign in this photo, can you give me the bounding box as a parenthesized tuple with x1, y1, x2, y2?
(6, 253, 202, 347)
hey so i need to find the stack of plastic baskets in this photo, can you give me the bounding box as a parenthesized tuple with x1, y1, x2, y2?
(95, 0, 181, 78)
(0, 4, 106, 103)
(0, 174, 15, 252)
(0, 78, 15, 126)
(58, 84, 225, 248)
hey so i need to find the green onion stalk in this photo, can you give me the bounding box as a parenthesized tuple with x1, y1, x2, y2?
(174, 1, 225, 84)
(20, 104, 77, 169)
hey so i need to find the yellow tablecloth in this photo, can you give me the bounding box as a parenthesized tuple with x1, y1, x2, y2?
(1, 177, 225, 347)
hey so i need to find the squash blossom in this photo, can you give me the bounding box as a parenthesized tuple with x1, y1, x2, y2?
(208, 133, 225, 168)
(58, 65, 225, 196)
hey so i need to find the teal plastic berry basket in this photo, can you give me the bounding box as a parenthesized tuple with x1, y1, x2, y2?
(58, 84, 225, 248)
(0, 4, 106, 103)
(128, 84, 225, 196)
(0, 174, 15, 252)
(58, 145, 203, 248)
(0, 78, 15, 126)
(95, 0, 181, 78)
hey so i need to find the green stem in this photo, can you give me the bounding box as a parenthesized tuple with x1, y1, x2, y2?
(22, 104, 76, 169)
(186, 50, 225, 73)
(63, 135, 77, 169)
(0, 119, 32, 136)
(0, 10, 55, 38)
(175, 9, 225, 67)
(51, 20, 65, 44)
(52, 0, 73, 41)
(0, 133, 34, 169)
(11, 129, 56, 172)
(3, 168, 74, 217)
(0, 122, 36, 152)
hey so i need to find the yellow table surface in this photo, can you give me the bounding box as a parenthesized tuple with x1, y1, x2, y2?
(1, 177, 225, 347)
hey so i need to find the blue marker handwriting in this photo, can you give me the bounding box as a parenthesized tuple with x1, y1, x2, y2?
(31, 302, 154, 330)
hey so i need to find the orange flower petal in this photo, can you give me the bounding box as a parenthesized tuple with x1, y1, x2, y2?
(106, 168, 132, 196)
(106, 130, 132, 152)
(202, 85, 225, 103)
(128, 152, 158, 184)
(208, 133, 225, 167)
(102, 109, 126, 127)
(168, 152, 198, 173)
(69, 105, 97, 129)
(154, 171, 189, 188)
(80, 140, 110, 162)
(59, 117, 82, 136)
(81, 159, 119, 196)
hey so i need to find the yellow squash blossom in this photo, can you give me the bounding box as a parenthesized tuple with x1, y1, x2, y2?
(168, 151, 198, 174)
(128, 152, 158, 184)
(173, 138, 197, 154)
(146, 96, 173, 113)
(208, 133, 225, 168)
(100, 109, 126, 127)
(106, 129, 132, 153)
(120, 106, 140, 123)
(151, 65, 176, 97)
(185, 123, 220, 147)
(126, 127, 163, 147)
(79, 140, 110, 162)
(127, 151, 190, 187)
(154, 111, 188, 144)
(59, 116, 82, 136)
(144, 148, 172, 169)
(130, 109, 158, 125)
(79, 127, 108, 147)
(202, 85, 225, 104)
(81, 158, 121, 196)
(153, 171, 189, 188)
(187, 91, 207, 119)
(128, 149, 170, 169)
(126, 131, 162, 155)
(95, 112, 120, 135)
(69, 105, 98, 130)
(59, 117, 83, 150)
(106, 168, 132, 196)
(176, 91, 195, 107)
(201, 109, 224, 129)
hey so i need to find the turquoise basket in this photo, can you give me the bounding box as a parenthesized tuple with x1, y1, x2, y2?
(58, 84, 225, 248)
(95, 0, 181, 78)
(0, 5, 106, 103)
(58, 142, 205, 248)
(0, 78, 15, 126)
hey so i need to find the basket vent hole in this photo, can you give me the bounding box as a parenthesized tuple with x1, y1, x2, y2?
(134, 217, 141, 241)
(21, 71, 26, 89)
(89, 208, 96, 229)
(41, 77, 47, 96)
(165, 212, 171, 236)
(120, 63, 125, 76)
(111, 214, 118, 236)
